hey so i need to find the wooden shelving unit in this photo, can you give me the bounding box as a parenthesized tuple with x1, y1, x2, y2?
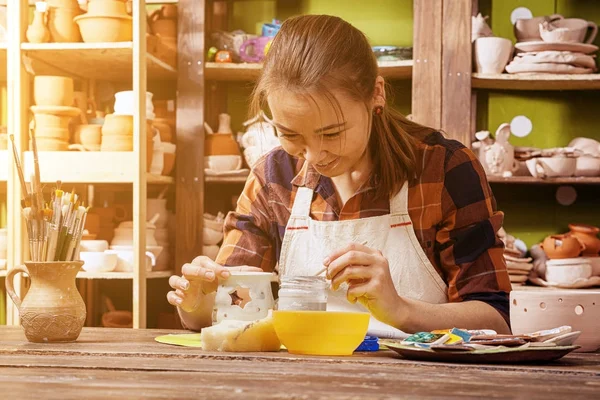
(205, 60, 413, 81)
(0, 150, 7, 181)
(0, 42, 6, 78)
(21, 42, 176, 81)
(488, 176, 600, 185)
(205, 174, 249, 184)
(472, 73, 600, 91)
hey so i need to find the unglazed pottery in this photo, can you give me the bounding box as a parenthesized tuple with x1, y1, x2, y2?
(74, 14, 132, 42)
(568, 224, 600, 256)
(86, 0, 127, 16)
(152, 118, 172, 142)
(26, 10, 50, 43)
(47, 6, 82, 42)
(526, 156, 577, 178)
(515, 41, 598, 54)
(539, 18, 598, 44)
(540, 234, 585, 259)
(545, 262, 592, 285)
(482, 123, 518, 177)
(510, 289, 600, 352)
(5, 261, 86, 343)
(514, 14, 563, 42)
(34, 76, 74, 106)
(102, 114, 133, 136)
(473, 37, 513, 74)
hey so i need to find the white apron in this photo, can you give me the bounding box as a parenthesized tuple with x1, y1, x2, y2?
(278, 182, 448, 338)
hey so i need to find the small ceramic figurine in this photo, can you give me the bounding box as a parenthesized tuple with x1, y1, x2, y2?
(472, 13, 493, 42)
(483, 123, 517, 177)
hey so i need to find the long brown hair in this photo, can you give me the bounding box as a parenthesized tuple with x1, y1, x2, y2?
(250, 14, 436, 198)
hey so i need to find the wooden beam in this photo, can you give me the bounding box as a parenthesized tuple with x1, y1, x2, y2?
(441, 0, 473, 146)
(411, 0, 443, 129)
(175, 0, 206, 274)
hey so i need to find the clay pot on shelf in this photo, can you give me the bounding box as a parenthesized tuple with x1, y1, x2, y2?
(101, 135, 133, 151)
(33, 76, 74, 107)
(86, 0, 128, 16)
(74, 124, 102, 150)
(34, 127, 70, 142)
(26, 10, 50, 43)
(540, 234, 586, 259)
(102, 114, 134, 136)
(32, 111, 72, 130)
(473, 37, 513, 74)
(539, 18, 598, 44)
(75, 14, 132, 43)
(513, 14, 564, 42)
(568, 224, 600, 256)
(152, 118, 172, 143)
(5, 261, 86, 343)
(204, 115, 241, 156)
(47, 6, 82, 42)
(32, 137, 70, 151)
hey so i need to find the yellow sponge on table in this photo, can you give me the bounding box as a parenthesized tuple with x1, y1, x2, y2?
(200, 314, 281, 352)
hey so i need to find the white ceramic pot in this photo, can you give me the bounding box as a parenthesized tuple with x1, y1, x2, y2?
(473, 37, 513, 74)
(80, 251, 118, 273)
(584, 257, 600, 276)
(79, 240, 109, 252)
(113, 91, 155, 118)
(510, 289, 600, 352)
(545, 263, 592, 285)
(526, 157, 577, 178)
(204, 155, 242, 172)
(106, 247, 158, 272)
(575, 155, 600, 177)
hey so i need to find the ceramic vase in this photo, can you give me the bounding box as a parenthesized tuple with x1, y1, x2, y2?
(5, 261, 86, 343)
(26, 11, 50, 43)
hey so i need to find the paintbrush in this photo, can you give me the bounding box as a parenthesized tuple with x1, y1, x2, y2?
(46, 189, 63, 261)
(9, 134, 30, 207)
(30, 128, 44, 213)
(70, 207, 89, 261)
(55, 191, 76, 261)
(61, 205, 84, 261)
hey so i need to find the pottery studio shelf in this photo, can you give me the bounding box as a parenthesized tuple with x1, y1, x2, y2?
(205, 60, 414, 81)
(21, 42, 177, 81)
(77, 270, 173, 279)
(0, 42, 6, 78)
(0, 150, 8, 182)
(487, 176, 600, 185)
(22, 151, 174, 184)
(472, 73, 600, 91)
(205, 174, 249, 184)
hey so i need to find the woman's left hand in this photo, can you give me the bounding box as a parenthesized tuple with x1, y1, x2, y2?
(324, 243, 404, 327)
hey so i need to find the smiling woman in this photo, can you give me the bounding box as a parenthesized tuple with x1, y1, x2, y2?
(168, 15, 512, 336)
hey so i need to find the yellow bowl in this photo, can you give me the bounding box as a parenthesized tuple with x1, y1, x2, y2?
(272, 310, 369, 356)
(74, 14, 133, 43)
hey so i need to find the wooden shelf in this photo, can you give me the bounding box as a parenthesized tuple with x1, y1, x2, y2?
(488, 175, 600, 185)
(205, 60, 413, 81)
(0, 43, 6, 79)
(21, 42, 176, 82)
(205, 174, 249, 184)
(472, 73, 600, 91)
(77, 270, 173, 279)
(23, 151, 173, 184)
(0, 150, 8, 181)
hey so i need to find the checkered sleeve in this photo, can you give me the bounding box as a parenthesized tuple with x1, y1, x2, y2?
(435, 143, 512, 323)
(215, 170, 277, 272)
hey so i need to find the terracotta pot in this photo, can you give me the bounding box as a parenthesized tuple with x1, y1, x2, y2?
(151, 18, 177, 38)
(5, 261, 86, 343)
(75, 124, 102, 146)
(86, 0, 127, 16)
(101, 135, 133, 151)
(34, 76, 74, 107)
(568, 224, 600, 256)
(510, 289, 600, 352)
(102, 114, 133, 136)
(152, 118, 172, 142)
(33, 112, 72, 129)
(540, 234, 585, 259)
(205, 133, 241, 156)
(47, 7, 83, 42)
(34, 127, 70, 141)
(74, 14, 132, 43)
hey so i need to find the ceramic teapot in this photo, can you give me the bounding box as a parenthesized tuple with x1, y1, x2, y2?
(540, 234, 585, 259)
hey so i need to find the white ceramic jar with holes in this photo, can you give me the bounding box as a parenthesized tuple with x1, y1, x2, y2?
(212, 272, 274, 324)
(510, 289, 600, 352)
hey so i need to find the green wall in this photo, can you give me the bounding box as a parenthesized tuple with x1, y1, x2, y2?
(224, 0, 413, 131)
(483, 1, 600, 246)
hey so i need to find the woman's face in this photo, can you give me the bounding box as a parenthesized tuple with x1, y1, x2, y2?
(267, 89, 371, 177)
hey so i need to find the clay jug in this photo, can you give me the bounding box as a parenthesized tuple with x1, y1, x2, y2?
(47, 6, 83, 42)
(204, 113, 240, 156)
(26, 11, 50, 43)
(5, 261, 86, 343)
(540, 234, 586, 259)
(568, 224, 600, 256)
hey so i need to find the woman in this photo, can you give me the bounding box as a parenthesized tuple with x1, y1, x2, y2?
(167, 15, 512, 335)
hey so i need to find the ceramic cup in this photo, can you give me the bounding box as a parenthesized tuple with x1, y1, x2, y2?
(204, 155, 242, 172)
(514, 14, 564, 42)
(540, 18, 598, 44)
(473, 37, 513, 74)
(526, 157, 577, 178)
(239, 36, 272, 63)
(80, 251, 118, 273)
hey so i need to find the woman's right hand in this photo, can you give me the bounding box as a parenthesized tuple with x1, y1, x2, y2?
(167, 255, 262, 313)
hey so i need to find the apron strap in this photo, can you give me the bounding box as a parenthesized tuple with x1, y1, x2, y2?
(290, 187, 314, 218)
(390, 181, 409, 215)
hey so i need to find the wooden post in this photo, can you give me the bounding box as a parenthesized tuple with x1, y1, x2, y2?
(132, 0, 148, 329)
(441, 0, 473, 145)
(175, 0, 206, 274)
(411, 0, 443, 130)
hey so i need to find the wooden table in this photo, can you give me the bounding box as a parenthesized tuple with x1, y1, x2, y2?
(0, 327, 598, 399)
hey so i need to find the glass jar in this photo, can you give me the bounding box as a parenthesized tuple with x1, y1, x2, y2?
(277, 276, 328, 311)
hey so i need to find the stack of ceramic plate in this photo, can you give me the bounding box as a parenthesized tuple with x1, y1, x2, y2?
(505, 254, 534, 287)
(506, 45, 598, 74)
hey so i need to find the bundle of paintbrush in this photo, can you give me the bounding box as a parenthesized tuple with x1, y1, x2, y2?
(9, 130, 89, 262)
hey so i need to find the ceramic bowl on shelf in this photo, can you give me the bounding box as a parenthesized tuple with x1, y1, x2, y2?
(574, 155, 600, 177)
(569, 137, 600, 157)
(33, 76, 74, 107)
(80, 251, 118, 273)
(79, 240, 109, 252)
(34, 127, 70, 142)
(75, 124, 102, 147)
(545, 261, 592, 285)
(32, 112, 73, 130)
(74, 14, 133, 43)
(584, 257, 600, 276)
(510, 289, 600, 352)
(100, 135, 133, 151)
(102, 114, 133, 136)
(204, 155, 242, 172)
(525, 156, 577, 178)
(106, 247, 159, 272)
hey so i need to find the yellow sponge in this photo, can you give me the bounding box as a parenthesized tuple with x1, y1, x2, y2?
(200, 313, 281, 352)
